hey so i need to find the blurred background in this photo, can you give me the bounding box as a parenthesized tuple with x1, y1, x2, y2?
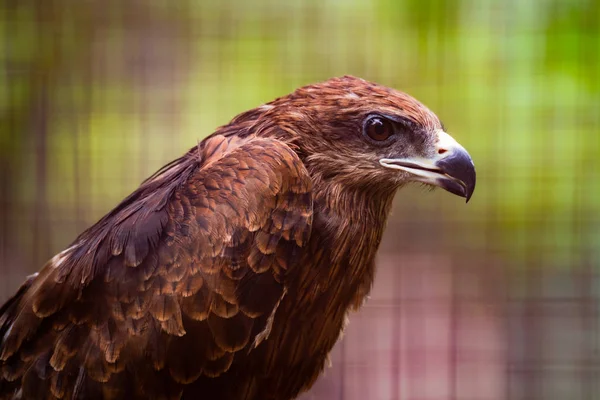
(1, 0, 599, 399)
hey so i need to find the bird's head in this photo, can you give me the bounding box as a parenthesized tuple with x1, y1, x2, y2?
(261, 76, 476, 203)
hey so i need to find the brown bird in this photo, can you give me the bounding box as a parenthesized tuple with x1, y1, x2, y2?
(0, 76, 475, 400)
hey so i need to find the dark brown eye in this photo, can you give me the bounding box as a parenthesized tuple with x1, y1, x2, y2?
(365, 117, 394, 141)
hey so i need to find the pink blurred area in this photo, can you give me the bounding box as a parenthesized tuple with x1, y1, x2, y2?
(301, 254, 506, 400)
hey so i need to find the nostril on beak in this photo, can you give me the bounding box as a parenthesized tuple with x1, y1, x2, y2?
(438, 148, 447, 155)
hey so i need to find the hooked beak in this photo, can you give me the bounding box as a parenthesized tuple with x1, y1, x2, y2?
(379, 130, 476, 202)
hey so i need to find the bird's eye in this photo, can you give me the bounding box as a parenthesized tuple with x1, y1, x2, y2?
(365, 117, 394, 142)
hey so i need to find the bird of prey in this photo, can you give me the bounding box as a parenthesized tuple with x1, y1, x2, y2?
(0, 76, 475, 400)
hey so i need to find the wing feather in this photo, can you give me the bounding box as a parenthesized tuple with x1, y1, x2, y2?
(0, 136, 313, 399)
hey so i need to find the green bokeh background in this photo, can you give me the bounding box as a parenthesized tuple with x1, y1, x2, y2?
(1, 0, 599, 398)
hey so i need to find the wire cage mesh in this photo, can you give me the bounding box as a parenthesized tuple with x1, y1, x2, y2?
(1, 1, 599, 399)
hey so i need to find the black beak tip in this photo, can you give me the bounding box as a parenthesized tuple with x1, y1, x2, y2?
(464, 175, 476, 203)
(436, 149, 476, 204)
(465, 166, 476, 203)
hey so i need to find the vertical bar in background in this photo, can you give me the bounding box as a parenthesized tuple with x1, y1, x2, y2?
(390, 253, 402, 400)
(449, 260, 458, 400)
(523, 267, 541, 399)
(0, 2, 11, 299)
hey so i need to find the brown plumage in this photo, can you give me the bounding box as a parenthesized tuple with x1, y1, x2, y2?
(0, 76, 476, 400)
